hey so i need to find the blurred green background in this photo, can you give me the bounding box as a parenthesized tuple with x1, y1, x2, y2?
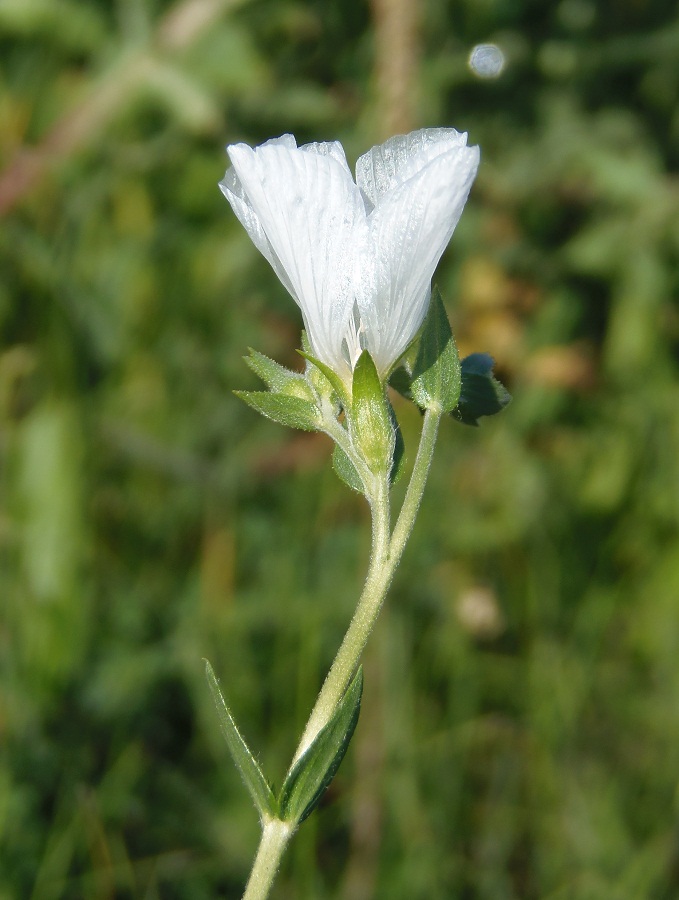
(2, 0, 679, 897)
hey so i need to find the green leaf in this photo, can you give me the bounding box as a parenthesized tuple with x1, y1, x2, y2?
(350, 350, 394, 474)
(205, 660, 277, 820)
(279, 667, 363, 825)
(410, 287, 461, 413)
(234, 390, 321, 431)
(332, 443, 365, 493)
(452, 353, 512, 426)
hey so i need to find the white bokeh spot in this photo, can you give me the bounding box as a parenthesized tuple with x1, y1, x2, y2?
(469, 44, 506, 79)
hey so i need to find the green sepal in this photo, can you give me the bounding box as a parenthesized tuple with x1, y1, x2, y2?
(234, 390, 321, 432)
(205, 660, 277, 821)
(410, 287, 461, 413)
(332, 443, 365, 494)
(332, 420, 403, 491)
(452, 353, 512, 426)
(389, 365, 414, 402)
(300, 330, 313, 355)
(297, 350, 349, 409)
(279, 667, 363, 825)
(244, 348, 299, 392)
(350, 350, 394, 475)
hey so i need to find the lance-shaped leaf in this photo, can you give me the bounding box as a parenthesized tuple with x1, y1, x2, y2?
(205, 660, 276, 821)
(279, 667, 363, 825)
(234, 390, 321, 431)
(453, 353, 512, 426)
(409, 287, 461, 413)
(350, 350, 394, 475)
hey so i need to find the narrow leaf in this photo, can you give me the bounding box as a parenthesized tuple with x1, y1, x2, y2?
(350, 350, 394, 475)
(332, 443, 365, 493)
(205, 660, 277, 820)
(234, 390, 321, 431)
(410, 287, 461, 413)
(453, 353, 512, 426)
(279, 667, 363, 825)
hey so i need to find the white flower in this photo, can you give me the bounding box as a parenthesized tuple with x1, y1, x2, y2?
(220, 129, 479, 384)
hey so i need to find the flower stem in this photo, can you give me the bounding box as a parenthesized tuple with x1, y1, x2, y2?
(242, 819, 294, 900)
(241, 408, 442, 899)
(293, 471, 392, 761)
(296, 407, 442, 761)
(391, 407, 442, 557)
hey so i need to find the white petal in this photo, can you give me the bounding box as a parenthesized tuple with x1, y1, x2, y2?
(219, 160, 297, 300)
(226, 142, 367, 376)
(299, 140, 352, 177)
(358, 142, 480, 374)
(262, 134, 298, 150)
(356, 128, 471, 209)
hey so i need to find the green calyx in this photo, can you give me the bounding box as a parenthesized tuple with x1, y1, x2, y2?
(237, 302, 510, 501)
(347, 350, 395, 477)
(237, 348, 324, 432)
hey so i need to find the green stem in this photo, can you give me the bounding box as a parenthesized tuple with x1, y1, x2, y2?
(390, 408, 442, 558)
(293, 470, 392, 761)
(240, 408, 443, 899)
(242, 819, 294, 900)
(294, 407, 442, 760)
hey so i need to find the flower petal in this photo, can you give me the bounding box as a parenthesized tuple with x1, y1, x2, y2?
(220, 135, 299, 298)
(358, 141, 480, 374)
(356, 128, 471, 209)
(226, 141, 368, 376)
(300, 140, 352, 177)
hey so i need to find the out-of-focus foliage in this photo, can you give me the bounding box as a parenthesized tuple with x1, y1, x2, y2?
(1, 0, 679, 897)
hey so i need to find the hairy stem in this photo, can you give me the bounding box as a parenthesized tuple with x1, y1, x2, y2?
(242, 819, 294, 900)
(293, 471, 392, 761)
(241, 408, 442, 899)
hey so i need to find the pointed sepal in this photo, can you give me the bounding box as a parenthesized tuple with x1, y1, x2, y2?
(244, 349, 299, 392)
(279, 667, 363, 825)
(409, 287, 461, 414)
(453, 353, 512, 426)
(298, 349, 349, 410)
(349, 350, 395, 475)
(205, 660, 277, 821)
(234, 390, 321, 431)
(332, 443, 365, 493)
(388, 365, 414, 402)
